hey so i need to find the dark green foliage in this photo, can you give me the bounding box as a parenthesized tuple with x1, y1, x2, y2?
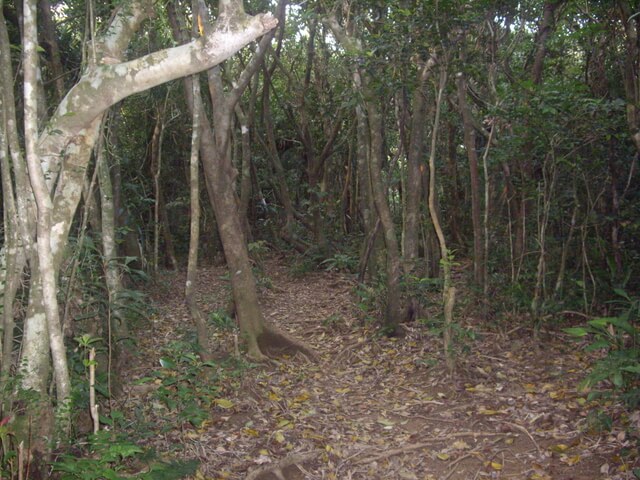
(320, 253, 358, 273)
(51, 431, 198, 480)
(209, 309, 237, 332)
(0, 367, 45, 478)
(142, 340, 221, 427)
(354, 280, 386, 325)
(62, 234, 151, 334)
(565, 290, 640, 408)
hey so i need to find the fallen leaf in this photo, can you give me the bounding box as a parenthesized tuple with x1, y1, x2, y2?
(561, 454, 581, 466)
(215, 399, 235, 409)
(451, 440, 470, 450)
(294, 391, 310, 403)
(268, 392, 282, 401)
(377, 418, 395, 427)
(549, 444, 570, 453)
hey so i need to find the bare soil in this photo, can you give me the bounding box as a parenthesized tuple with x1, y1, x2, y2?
(121, 257, 639, 480)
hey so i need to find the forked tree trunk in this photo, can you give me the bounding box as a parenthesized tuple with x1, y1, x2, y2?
(23, 0, 71, 427)
(3, 0, 280, 453)
(170, 0, 315, 360)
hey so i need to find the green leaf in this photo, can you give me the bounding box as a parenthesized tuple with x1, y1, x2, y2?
(140, 460, 199, 480)
(613, 288, 631, 302)
(622, 365, 640, 373)
(585, 339, 610, 351)
(563, 327, 589, 337)
(606, 316, 636, 335)
(159, 357, 176, 369)
(588, 317, 614, 329)
(214, 398, 235, 409)
(612, 372, 624, 388)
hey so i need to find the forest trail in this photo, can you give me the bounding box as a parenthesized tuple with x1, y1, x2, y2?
(122, 258, 637, 480)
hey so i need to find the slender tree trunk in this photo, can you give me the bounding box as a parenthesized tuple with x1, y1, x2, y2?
(481, 127, 495, 308)
(158, 194, 179, 270)
(235, 101, 256, 238)
(554, 179, 578, 297)
(531, 151, 557, 321)
(324, 14, 403, 332)
(456, 71, 484, 287)
(511, 1, 564, 276)
(261, 69, 296, 234)
(428, 67, 456, 373)
(364, 83, 403, 333)
(445, 119, 464, 247)
(97, 121, 130, 395)
(355, 102, 379, 279)
(531, 1, 564, 84)
(151, 111, 164, 273)
(403, 55, 436, 274)
(185, 65, 212, 362)
(618, 1, 640, 154)
(0, 78, 27, 380)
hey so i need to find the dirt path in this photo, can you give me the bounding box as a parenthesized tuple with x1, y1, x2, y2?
(122, 259, 638, 480)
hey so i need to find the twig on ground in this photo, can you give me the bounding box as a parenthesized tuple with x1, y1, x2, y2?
(354, 433, 514, 466)
(327, 341, 361, 367)
(502, 421, 543, 456)
(442, 452, 478, 480)
(354, 442, 437, 465)
(444, 437, 504, 480)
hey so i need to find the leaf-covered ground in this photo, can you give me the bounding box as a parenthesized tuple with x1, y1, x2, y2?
(121, 258, 639, 480)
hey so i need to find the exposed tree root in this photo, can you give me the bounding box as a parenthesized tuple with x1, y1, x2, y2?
(256, 323, 319, 361)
